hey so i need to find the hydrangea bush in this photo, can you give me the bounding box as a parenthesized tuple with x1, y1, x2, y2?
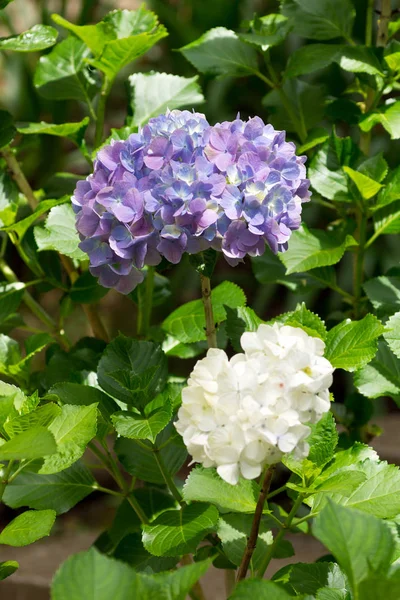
(0, 2, 400, 599)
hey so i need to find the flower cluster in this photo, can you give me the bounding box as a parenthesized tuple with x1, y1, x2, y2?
(175, 323, 334, 485)
(73, 110, 310, 293)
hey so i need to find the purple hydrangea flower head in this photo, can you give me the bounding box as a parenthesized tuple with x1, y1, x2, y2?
(73, 110, 310, 293)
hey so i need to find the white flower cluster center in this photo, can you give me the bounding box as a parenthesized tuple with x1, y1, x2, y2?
(175, 323, 334, 485)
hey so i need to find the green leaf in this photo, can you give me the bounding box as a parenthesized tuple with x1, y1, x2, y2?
(238, 14, 291, 50)
(111, 393, 172, 443)
(281, 0, 355, 41)
(280, 224, 357, 275)
(225, 306, 263, 352)
(48, 382, 118, 423)
(278, 303, 327, 340)
(308, 133, 359, 201)
(229, 579, 294, 599)
(16, 118, 89, 147)
(115, 423, 187, 485)
(180, 27, 258, 77)
(183, 466, 259, 513)
(0, 381, 26, 431)
(324, 314, 384, 371)
(0, 170, 19, 227)
(376, 165, 400, 208)
(51, 546, 211, 600)
(0, 426, 57, 460)
(263, 79, 325, 134)
(0, 25, 58, 52)
(364, 274, 400, 318)
(1, 197, 69, 241)
(358, 153, 388, 183)
(358, 573, 400, 600)
(0, 560, 18, 580)
(129, 72, 204, 128)
(0, 334, 21, 375)
(0, 509, 56, 546)
(3, 461, 96, 514)
(372, 199, 400, 239)
(40, 404, 97, 474)
(34, 36, 98, 102)
(312, 458, 400, 518)
(313, 501, 394, 594)
(0, 110, 16, 150)
(69, 271, 109, 303)
(4, 403, 60, 438)
(0, 282, 25, 325)
(272, 562, 346, 597)
(34, 203, 86, 260)
(355, 340, 400, 401)
(297, 128, 330, 154)
(360, 102, 400, 139)
(286, 44, 382, 78)
(162, 281, 246, 344)
(384, 312, 400, 358)
(217, 513, 274, 569)
(343, 166, 383, 200)
(142, 503, 218, 557)
(97, 335, 168, 408)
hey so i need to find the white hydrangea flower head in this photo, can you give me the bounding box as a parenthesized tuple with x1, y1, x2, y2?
(175, 322, 335, 485)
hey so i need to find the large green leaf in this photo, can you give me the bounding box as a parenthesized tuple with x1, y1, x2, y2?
(48, 382, 118, 424)
(229, 579, 294, 599)
(162, 281, 246, 344)
(0, 25, 57, 52)
(115, 423, 187, 485)
(111, 391, 172, 443)
(129, 72, 204, 127)
(34, 203, 86, 260)
(360, 102, 400, 139)
(0, 110, 16, 150)
(272, 562, 347, 597)
(239, 14, 291, 50)
(281, 0, 355, 41)
(142, 503, 218, 557)
(225, 306, 263, 352)
(2, 197, 69, 241)
(0, 509, 56, 546)
(17, 118, 89, 147)
(180, 27, 258, 77)
(51, 546, 211, 600)
(0, 426, 57, 461)
(3, 461, 96, 514)
(358, 573, 400, 600)
(280, 224, 357, 275)
(97, 335, 168, 408)
(4, 403, 61, 438)
(286, 44, 382, 78)
(313, 501, 394, 594)
(384, 312, 400, 358)
(324, 314, 384, 371)
(40, 404, 97, 474)
(355, 340, 400, 401)
(34, 36, 98, 102)
(183, 466, 259, 513)
(276, 303, 327, 340)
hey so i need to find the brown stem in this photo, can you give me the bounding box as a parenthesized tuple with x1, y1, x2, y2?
(200, 275, 217, 348)
(1, 147, 38, 210)
(376, 0, 391, 47)
(60, 255, 109, 342)
(236, 465, 275, 582)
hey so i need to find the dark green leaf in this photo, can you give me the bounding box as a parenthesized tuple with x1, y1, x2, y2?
(225, 306, 263, 352)
(364, 274, 400, 318)
(48, 382, 118, 423)
(0, 110, 16, 150)
(97, 335, 168, 408)
(355, 341, 400, 401)
(0, 560, 18, 580)
(281, 0, 355, 41)
(229, 579, 294, 599)
(272, 562, 346, 597)
(218, 513, 274, 569)
(3, 461, 96, 514)
(69, 271, 109, 303)
(286, 44, 383, 78)
(180, 27, 258, 77)
(239, 14, 291, 50)
(17, 118, 89, 147)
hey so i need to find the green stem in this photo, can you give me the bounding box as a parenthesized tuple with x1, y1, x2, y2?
(137, 267, 155, 338)
(292, 512, 317, 527)
(353, 210, 367, 319)
(94, 76, 112, 149)
(256, 494, 305, 578)
(200, 275, 217, 349)
(152, 446, 185, 506)
(1, 147, 38, 210)
(0, 460, 15, 502)
(126, 494, 150, 525)
(266, 483, 287, 500)
(365, 0, 375, 46)
(8, 459, 34, 483)
(92, 484, 123, 498)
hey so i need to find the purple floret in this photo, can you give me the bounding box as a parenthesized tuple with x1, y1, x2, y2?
(73, 110, 310, 293)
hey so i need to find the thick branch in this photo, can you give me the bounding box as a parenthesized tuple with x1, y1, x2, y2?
(236, 465, 275, 582)
(376, 0, 392, 47)
(1, 147, 38, 210)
